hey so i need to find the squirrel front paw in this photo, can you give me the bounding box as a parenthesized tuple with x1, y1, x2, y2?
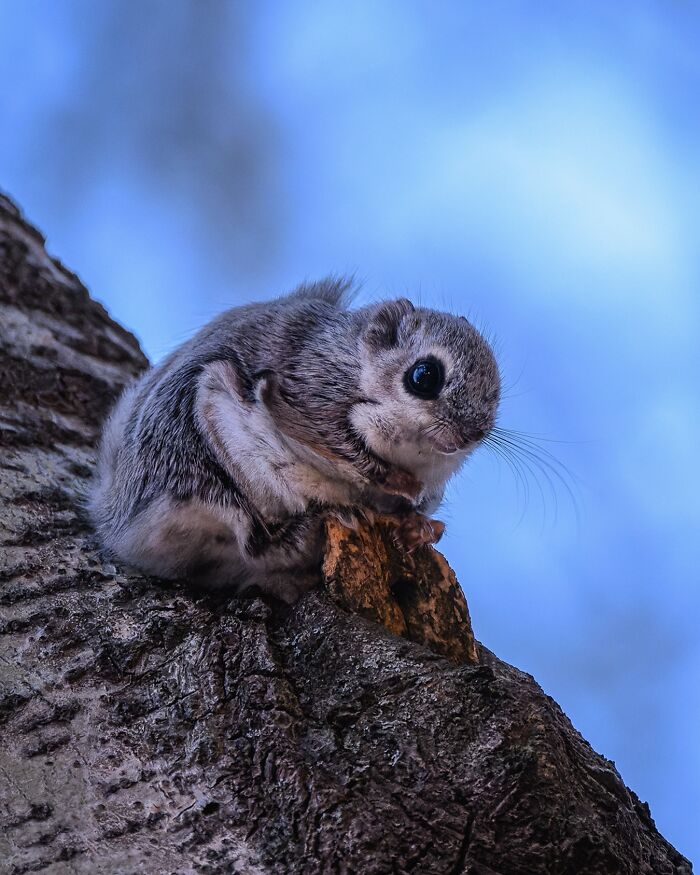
(327, 506, 380, 531)
(386, 511, 445, 554)
(327, 507, 444, 554)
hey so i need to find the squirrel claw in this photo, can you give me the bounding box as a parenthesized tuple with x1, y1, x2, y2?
(360, 507, 376, 526)
(387, 512, 445, 554)
(328, 508, 361, 531)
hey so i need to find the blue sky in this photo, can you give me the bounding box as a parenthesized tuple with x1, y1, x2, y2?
(1, 0, 698, 862)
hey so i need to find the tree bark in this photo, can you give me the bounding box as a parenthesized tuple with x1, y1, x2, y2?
(0, 192, 692, 875)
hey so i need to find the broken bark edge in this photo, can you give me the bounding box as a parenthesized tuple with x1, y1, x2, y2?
(323, 516, 479, 665)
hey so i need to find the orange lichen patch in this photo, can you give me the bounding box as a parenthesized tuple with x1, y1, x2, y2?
(323, 516, 478, 665)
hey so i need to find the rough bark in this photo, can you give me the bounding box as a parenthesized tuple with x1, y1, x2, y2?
(0, 192, 692, 875)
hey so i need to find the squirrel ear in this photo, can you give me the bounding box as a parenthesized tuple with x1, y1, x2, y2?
(253, 369, 281, 407)
(201, 359, 254, 401)
(362, 298, 415, 350)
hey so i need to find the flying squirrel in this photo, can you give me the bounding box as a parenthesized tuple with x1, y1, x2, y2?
(89, 279, 501, 602)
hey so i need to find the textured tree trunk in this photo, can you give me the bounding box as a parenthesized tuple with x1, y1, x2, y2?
(0, 192, 692, 875)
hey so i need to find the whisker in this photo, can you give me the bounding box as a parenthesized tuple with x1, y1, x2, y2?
(491, 428, 580, 487)
(490, 435, 552, 521)
(484, 428, 581, 527)
(492, 426, 592, 448)
(483, 437, 530, 523)
(490, 436, 560, 511)
(421, 419, 453, 440)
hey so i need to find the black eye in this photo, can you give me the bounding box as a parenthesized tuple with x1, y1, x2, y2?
(404, 359, 445, 399)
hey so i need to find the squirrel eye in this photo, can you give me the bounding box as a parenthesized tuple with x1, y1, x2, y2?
(404, 359, 444, 399)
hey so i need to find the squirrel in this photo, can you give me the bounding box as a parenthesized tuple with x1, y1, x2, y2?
(89, 279, 500, 601)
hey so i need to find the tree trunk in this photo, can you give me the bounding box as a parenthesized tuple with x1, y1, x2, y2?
(0, 192, 692, 875)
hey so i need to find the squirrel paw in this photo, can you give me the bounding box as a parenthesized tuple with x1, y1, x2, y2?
(327, 507, 363, 531)
(388, 512, 445, 554)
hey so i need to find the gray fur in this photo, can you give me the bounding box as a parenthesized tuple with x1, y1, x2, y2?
(89, 279, 500, 601)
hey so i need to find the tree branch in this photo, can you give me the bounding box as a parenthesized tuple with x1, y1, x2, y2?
(0, 192, 691, 874)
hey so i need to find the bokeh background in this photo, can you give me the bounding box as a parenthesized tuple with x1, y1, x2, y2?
(1, 0, 698, 862)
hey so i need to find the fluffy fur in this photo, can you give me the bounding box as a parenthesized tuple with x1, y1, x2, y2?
(89, 279, 500, 601)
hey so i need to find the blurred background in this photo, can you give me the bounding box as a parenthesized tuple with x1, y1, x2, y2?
(1, 0, 698, 862)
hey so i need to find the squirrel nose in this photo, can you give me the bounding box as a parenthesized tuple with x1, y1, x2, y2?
(460, 426, 486, 444)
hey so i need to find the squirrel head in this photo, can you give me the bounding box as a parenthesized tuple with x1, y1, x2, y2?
(349, 298, 501, 481)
